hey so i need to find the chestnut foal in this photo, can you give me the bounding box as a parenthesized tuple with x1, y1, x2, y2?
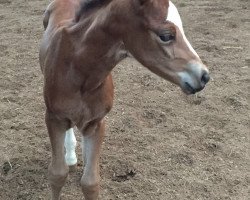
(39, 0, 210, 199)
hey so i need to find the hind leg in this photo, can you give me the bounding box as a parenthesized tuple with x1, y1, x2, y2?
(46, 111, 69, 200)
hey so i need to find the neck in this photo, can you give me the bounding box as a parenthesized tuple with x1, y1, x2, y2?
(68, 0, 128, 91)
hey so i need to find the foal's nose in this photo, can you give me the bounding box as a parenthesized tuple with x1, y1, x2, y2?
(178, 61, 210, 94)
(201, 71, 210, 85)
(192, 70, 210, 93)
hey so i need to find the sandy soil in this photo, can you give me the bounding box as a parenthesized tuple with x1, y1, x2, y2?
(0, 0, 249, 199)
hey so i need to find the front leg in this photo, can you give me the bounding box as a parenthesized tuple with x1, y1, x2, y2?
(46, 111, 70, 200)
(79, 120, 105, 200)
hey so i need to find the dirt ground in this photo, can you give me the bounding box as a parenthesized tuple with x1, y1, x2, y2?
(0, 0, 249, 199)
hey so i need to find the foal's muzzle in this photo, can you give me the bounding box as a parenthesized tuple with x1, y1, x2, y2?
(178, 61, 210, 94)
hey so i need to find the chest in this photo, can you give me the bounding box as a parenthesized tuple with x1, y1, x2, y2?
(44, 74, 114, 127)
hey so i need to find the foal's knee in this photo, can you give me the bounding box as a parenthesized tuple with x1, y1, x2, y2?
(80, 178, 100, 200)
(48, 164, 69, 187)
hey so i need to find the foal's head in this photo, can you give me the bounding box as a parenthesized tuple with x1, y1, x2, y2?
(118, 0, 210, 94)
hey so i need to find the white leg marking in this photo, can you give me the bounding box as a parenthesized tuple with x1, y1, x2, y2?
(82, 135, 98, 182)
(64, 128, 77, 166)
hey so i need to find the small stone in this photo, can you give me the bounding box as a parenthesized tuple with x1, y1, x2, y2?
(245, 58, 250, 66)
(2, 161, 12, 174)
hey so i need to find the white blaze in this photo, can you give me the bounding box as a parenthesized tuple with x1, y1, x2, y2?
(167, 1, 199, 58)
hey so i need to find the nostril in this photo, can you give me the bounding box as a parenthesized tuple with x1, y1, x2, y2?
(201, 71, 210, 84)
(184, 82, 195, 94)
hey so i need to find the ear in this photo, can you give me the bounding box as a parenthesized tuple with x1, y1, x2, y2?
(43, 1, 55, 30)
(43, 9, 51, 30)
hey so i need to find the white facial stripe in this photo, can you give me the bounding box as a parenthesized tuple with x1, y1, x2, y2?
(167, 1, 199, 58)
(167, 2, 184, 34)
(187, 62, 203, 78)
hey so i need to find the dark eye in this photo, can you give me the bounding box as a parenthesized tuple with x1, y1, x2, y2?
(159, 34, 175, 42)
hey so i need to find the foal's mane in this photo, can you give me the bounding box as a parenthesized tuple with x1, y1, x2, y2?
(75, 0, 112, 22)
